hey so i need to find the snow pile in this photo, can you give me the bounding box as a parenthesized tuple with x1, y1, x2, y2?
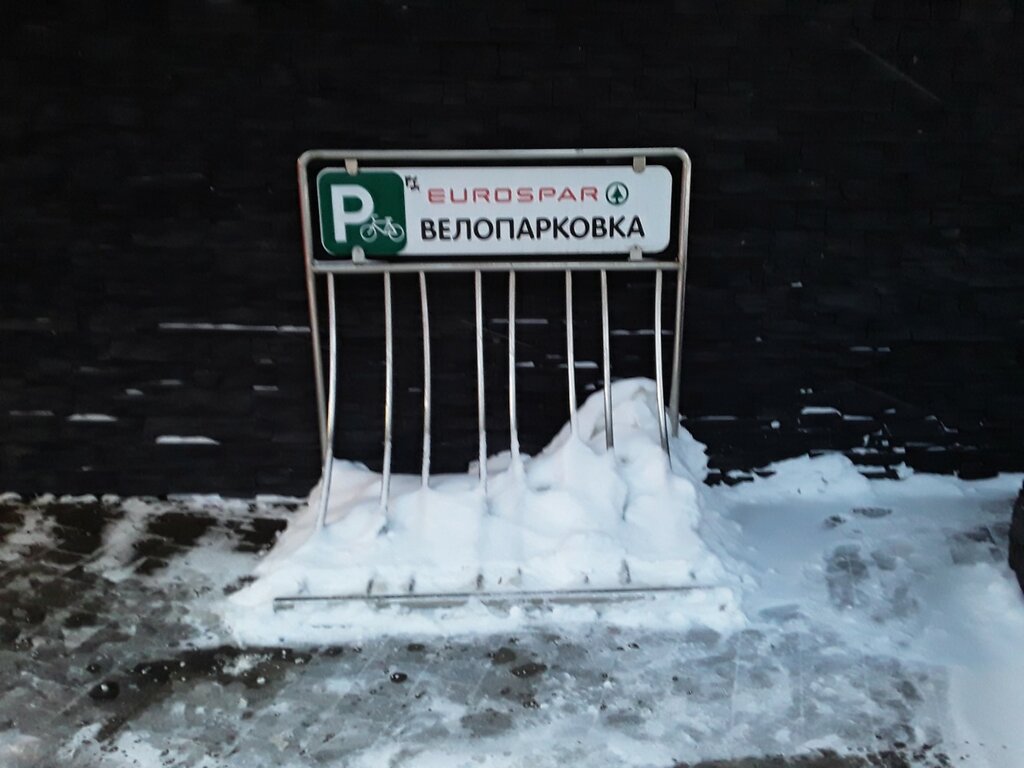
(708, 455, 1024, 768)
(226, 379, 742, 641)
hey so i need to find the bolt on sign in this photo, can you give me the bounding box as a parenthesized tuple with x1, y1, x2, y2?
(298, 149, 692, 550)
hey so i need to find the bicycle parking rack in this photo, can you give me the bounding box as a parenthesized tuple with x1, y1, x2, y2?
(276, 148, 694, 612)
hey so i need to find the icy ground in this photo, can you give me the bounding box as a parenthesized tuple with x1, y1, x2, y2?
(2, 385, 1024, 768)
(1, 463, 1021, 766)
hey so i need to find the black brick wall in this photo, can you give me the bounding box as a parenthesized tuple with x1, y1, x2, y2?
(2, 0, 1023, 496)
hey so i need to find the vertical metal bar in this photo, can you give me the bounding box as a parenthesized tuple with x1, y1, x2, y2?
(508, 272, 521, 467)
(380, 273, 394, 511)
(600, 270, 614, 451)
(306, 271, 328, 457)
(564, 271, 578, 436)
(298, 159, 327, 456)
(419, 272, 432, 489)
(668, 266, 686, 439)
(669, 154, 693, 437)
(654, 270, 669, 456)
(314, 274, 338, 531)
(474, 271, 487, 493)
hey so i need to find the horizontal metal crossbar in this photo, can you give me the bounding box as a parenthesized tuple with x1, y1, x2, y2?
(300, 147, 689, 165)
(273, 584, 710, 612)
(310, 259, 683, 275)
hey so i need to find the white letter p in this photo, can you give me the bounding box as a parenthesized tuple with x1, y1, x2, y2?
(330, 185, 374, 242)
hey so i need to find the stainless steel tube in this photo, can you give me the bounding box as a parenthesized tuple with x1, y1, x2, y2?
(474, 271, 487, 493)
(380, 273, 394, 511)
(300, 181, 328, 456)
(654, 270, 669, 456)
(600, 270, 614, 451)
(419, 272, 432, 489)
(311, 259, 680, 275)
(668, 155, 692, 437)
(508, 272, 520, 466)
(314, 274, 338, 531)
(565, 271, 578, 436)
(668, 265, 685, 438)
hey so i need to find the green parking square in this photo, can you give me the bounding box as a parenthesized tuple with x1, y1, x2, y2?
(317, 170, 406, 256)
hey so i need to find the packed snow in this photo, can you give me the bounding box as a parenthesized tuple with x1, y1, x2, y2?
(707, 456, 1024, 768)
(226, 379, 745, 642)
(216, 378, 1024, 766)
(155, 435, 221, 446)
(66, 413, 118, 423)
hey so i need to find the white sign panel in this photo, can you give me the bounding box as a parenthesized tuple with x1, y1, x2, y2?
(314, 164, 675, 258)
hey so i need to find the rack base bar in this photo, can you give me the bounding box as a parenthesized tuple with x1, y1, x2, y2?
(273, 584, 713, 612)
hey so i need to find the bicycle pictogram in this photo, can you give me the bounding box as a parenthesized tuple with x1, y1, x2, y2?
(360, 215, 406, 243)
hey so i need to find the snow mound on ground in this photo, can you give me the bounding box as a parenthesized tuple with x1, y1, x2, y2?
(224, 379, 743, 642)
(707, 454, 1024, 768)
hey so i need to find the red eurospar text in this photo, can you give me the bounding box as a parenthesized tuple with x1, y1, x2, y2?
(427, 187, 600, 204)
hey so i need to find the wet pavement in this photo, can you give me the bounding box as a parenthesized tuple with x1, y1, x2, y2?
(0, 493, 1005, 767)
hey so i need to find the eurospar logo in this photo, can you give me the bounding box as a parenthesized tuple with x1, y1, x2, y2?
(318, 170, 407, 256)
(605, 181, 629, 205)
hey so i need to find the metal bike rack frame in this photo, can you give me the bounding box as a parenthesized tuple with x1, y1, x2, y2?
(298, 148, 692, 531)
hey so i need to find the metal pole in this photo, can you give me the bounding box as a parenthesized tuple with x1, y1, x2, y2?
(654, 270, 669, 457)
(314, 275, 338, 531)
(565, 271, 578, 436)
(419, 272, 432, 490)
(668, 266, 685, 439)
(600, 270, 614, 451)
(474, 271, 487, 493)
(668, 155, 692, 437)
(298, 162, 327, 456)
(508, 272, 521, 468)
(380, 273, 394, 512)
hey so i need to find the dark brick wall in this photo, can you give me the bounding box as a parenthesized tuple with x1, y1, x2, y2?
(2, 0, 1023, 496)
